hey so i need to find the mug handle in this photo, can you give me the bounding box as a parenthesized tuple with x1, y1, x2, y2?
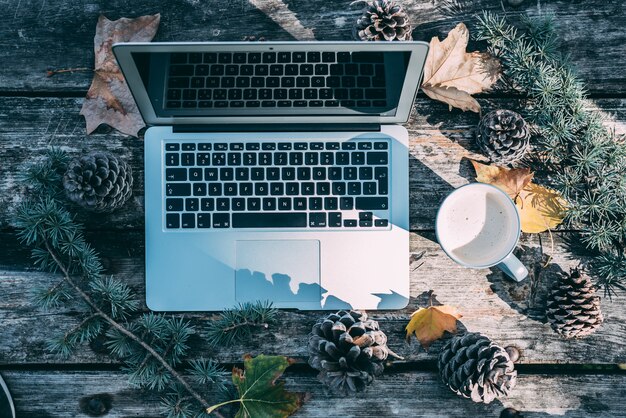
(496, 253, 528, 282)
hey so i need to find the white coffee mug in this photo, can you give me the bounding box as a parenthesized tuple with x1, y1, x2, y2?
(435, 183, 528, 282)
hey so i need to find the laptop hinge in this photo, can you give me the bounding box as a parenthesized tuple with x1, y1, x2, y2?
(172, 123, 381, 133)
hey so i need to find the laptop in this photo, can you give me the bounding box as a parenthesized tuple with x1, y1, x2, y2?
(113, 41, 429, 311)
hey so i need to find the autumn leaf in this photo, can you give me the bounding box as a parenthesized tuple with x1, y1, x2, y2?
(405, 305, 462, 350)
(516, 183, 568, 233)
(421, 23, 500, 112)
(471, 160, 534, 199)
(80, 14, 160, 137)
(206, 354, 306, 418)
(471, 160, 567, 233)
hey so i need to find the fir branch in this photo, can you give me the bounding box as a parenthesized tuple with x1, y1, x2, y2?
(205, 301, 278, 346)
(475, 12, 626, 296)
(42, 240, 223, 417)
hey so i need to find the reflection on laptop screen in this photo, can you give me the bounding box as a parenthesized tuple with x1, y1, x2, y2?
(131, 49, 411, 118)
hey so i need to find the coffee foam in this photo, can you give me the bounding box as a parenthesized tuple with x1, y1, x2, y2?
(436, 185, 519, 267)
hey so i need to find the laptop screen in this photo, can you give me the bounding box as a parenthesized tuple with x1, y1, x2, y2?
(129, 49, 411, 119)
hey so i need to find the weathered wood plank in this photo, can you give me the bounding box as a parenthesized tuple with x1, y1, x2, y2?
(1, 0, 625, 94)
(1, 96, 625, 231)
(2, 369, 625, 417)
(1, 230, 624, 365)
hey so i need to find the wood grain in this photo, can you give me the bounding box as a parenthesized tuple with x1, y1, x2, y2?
(2, 369, 625, 417)
(1, 230, 624, 365)
(1, 1, 625, 94)
(1, 97, 625, 231)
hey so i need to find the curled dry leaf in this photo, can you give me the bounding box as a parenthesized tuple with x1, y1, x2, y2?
(470, 160, 567, 233)
(405, 305, 462, 350)
(421, 23, 500, 112)
(80, 14, 161, 137)
(471, 160, 533, 199)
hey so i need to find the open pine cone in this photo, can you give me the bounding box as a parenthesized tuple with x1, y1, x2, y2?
(546, 268, 603, 339)
(308, 310, 395, 395)
(438, 333, 517, 404)
(63, 152, 133, 213)
(354, 0, 413, 41)
(476, 109, 530, 164)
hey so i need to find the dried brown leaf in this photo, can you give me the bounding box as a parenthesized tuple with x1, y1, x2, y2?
(471, 160, 534, 199)
(80, 14, 160, 137)
(421, 23, 500, 112)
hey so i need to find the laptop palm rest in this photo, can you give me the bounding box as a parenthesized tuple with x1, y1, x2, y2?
(235, 240, 321, 303)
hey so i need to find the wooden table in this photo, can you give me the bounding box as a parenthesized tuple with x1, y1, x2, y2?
(1, 1, 626, 416)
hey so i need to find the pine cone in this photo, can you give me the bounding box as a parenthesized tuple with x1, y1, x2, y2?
(546, 268, 603, 339)
(308, 310, 393, 395)
(438, 333, 517, 404)
(354, 0, 413, 41)
(63, 152, 133, 213)
(476, 109, 530, 164)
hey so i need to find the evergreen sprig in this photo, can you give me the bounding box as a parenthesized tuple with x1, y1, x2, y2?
(474, 13, 626, 296)
(15, 150, 279, 417)
(206, 300, 278, 346)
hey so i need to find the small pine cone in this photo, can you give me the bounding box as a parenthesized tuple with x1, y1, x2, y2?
(476, 109, 530, 164)
(308, 310, 393, 395)
(354, 0, 413, 41)
(546, 268, 603, 339)
(63, 152, 133, 213)
(438, 333, 517, 404)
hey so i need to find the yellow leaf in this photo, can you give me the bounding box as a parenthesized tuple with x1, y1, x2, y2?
(405, 305, 462, 350)
(471, 160, 534, 199)
(471, 160, 568, 233)
(421, 23, 500, 112)
(516, 183, 567, 233)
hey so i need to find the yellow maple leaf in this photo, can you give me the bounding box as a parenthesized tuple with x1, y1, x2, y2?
(405, 305, 462, 350)
(470, 160, 567, 233)
(516, 183, 568, 233)
(421, 23, 501, 112)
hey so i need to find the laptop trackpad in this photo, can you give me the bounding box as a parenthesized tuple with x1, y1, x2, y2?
(235, 240, 321, 303)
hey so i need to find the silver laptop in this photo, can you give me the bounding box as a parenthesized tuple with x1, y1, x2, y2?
(113, 41, 429, 311)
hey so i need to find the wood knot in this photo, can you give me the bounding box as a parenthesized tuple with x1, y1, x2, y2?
(500, 407, 524, 418)
(79, 394, 113, 417)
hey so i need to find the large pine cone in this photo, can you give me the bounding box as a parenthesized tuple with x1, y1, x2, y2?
(438, 333, 517, 404)
(308, 310, 393, 395)
(477, 109, 530, 164)
(546, 268, 603, 339)
(63, 152, 133, 213)
(354, 0, 412, 41)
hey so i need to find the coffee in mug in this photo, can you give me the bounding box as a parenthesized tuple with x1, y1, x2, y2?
(436, 183, 528, 281)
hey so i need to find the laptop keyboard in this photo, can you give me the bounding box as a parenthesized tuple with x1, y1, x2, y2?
(163, 140, 390, 229)
(165, 51, 387, 110)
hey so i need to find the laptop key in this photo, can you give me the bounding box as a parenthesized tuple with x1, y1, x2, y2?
(166, 183, 191, 196)
(165, 153, 179, 166)
(197, 214, 211, 228)
(212, 213, 230, 228)
(309, 213, 326, 227)
(166, 168, 186, 181)
(233, 213, 307, 228)
(181, 213, 195, 228)
(343, 219, 357, 227)
(355, 197, 388, 210)
(166, 213, 180, 228)
(186, 198, 199, 211)
(329, 212, 342, 227)
(367, 152, 388, 165)
(166, 198, 183, 211)
(340, 197, 354, 210)
(375, 219, 389, 227)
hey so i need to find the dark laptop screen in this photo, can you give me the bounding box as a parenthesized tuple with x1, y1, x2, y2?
(130, 49, 411, 118)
